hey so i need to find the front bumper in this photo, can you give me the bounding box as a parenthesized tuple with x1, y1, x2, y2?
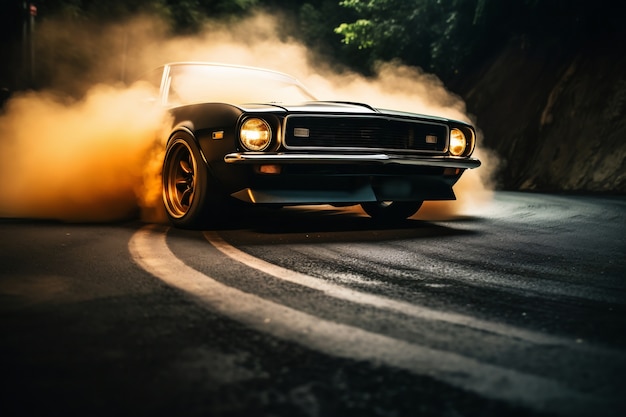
(224, 152, 481, 169)
(222, 152, 480, 205)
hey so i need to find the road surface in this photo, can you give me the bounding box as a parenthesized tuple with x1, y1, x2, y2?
(1, 192, 624, 417)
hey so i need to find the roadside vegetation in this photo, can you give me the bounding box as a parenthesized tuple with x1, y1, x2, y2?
(3, 0, 620, 87)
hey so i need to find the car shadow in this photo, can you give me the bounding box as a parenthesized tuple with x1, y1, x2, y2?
(0, 204, 485, 244)
(203, 205, 483, 244)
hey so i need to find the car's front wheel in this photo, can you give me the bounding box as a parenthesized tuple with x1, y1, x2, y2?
(162, 133, 212, 229)
(360, 201, 423, 223)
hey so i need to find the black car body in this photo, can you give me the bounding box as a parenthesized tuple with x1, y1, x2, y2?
(144, 62, 481, 228)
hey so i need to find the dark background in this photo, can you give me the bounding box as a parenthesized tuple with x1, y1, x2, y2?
(1, 0, 624, 193)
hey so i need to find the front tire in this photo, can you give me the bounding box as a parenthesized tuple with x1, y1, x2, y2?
(361, 201, 423, 223)
(162, 133, 211, 229)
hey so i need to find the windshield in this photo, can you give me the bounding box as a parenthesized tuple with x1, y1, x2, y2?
(165, 63, 317, 105)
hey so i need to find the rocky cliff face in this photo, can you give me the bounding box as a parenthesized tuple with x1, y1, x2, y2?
(455, 37, 626, 193)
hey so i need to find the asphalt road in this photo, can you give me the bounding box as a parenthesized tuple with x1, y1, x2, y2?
(1, 192, 625, 417)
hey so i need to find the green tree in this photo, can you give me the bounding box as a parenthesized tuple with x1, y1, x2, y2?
(334, 0, 624, 79)
(334, 0, 483, 77)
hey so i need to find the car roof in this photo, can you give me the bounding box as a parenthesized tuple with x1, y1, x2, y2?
(163, 62, 298, 81)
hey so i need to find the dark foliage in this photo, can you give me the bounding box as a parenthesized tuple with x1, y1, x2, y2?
(2, 0, 624, 88)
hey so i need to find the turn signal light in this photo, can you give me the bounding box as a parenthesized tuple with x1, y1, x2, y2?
(257, 164, 281, 174)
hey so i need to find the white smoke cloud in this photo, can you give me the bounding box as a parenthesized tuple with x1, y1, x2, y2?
(0, 12, 494, 223)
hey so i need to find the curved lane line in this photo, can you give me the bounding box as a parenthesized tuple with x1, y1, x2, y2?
(129, 225, 599, 416)
(204, 231, 569, 347)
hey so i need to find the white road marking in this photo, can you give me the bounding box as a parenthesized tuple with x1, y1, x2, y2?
(129, 225, 601, 415)
(204, 231, 571, 347)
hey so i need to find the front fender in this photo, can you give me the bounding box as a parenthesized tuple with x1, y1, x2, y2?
(165, 103, 248, 194)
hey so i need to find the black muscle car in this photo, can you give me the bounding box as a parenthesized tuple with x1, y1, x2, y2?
(143, 62, 481, 228)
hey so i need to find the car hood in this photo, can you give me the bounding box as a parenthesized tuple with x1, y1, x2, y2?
(237, 101, 451, 122)
(238, 101, 376, 113)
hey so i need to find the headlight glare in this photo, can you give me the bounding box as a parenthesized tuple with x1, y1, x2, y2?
(240, 118, 271, 151)
(449, 128, 467, 156)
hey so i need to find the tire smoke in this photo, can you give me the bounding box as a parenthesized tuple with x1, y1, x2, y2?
(0, 13, 495, 223)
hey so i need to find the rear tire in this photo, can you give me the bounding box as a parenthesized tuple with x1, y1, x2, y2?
(361, 201, 423, 223)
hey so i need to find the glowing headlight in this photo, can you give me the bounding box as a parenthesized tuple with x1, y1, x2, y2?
(240, 118, 271, 151)
(449, 128, 467, 156)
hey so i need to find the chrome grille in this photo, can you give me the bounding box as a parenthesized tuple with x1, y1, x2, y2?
(284, 115, 448, 153)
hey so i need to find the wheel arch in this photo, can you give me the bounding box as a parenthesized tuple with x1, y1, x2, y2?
(164, 125, 232, 202)
(167, 124, 210, 167)
(166, 103, 244, 166)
